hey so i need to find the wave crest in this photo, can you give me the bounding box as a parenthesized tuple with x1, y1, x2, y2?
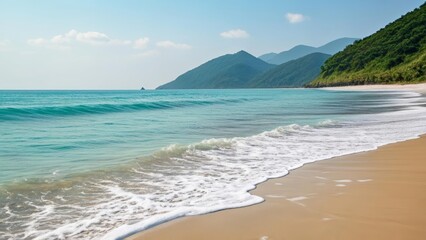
(0, 98, 248, 121)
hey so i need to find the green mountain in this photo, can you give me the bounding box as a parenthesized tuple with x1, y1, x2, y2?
(248, 53, 331, 88)
(308, 3, 426, 87)
(259, 38, 357, 65)
(156, 51, 275, 89)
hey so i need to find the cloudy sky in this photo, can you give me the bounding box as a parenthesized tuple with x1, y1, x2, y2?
(0, 0, 423, 89)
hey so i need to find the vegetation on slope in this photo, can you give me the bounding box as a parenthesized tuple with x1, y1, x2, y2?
(308, 3, 426, 87)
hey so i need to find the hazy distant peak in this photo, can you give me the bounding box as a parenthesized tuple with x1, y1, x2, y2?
(292, 44, 316, 49)
(260, 37, 358, 65)
(235, 50, 250, 55)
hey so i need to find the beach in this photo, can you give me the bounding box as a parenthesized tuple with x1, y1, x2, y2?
(128, 84, 426, 240)
(323, 83, 426, 94)
(129, 135, 426, 240)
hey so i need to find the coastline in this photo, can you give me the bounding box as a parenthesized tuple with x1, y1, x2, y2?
(123, 84, 426, 240)
(322, 83, 426, 94)
(128, 134, 426, 240)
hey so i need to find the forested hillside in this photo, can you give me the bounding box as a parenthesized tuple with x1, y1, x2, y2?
(308, 3, 426, 87)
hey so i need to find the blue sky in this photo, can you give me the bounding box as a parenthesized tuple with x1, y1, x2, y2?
(0, 0, 423, 89)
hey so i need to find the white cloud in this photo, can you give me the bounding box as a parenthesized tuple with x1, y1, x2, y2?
(133, 37, 150, 49)
(156, 40, 191, 49)
(65, 29, 78, 38)
(51, 34, 70, 44)
(286, 13, 306, 23)
(27, 29, 132, 47)
(75, 31, 110, 44)
(220, 29, 249, 39)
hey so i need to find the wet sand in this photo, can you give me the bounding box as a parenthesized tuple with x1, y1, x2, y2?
(128, 136, 426, 240)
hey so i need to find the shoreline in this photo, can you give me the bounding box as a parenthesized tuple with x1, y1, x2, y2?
(118, 84, 426, 240)
(128, 135, 426, 240)
(321, 83, 426, 94)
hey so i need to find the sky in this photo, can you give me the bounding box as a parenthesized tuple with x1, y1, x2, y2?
(0, 0, 424, 90)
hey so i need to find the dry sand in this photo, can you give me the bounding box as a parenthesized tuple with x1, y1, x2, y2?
(323, 83, 426, 94)
(128, 136, 426, 240)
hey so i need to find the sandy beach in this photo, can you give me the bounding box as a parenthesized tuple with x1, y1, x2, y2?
(129, 134, 426, 240)
(323, 83, 426, 94)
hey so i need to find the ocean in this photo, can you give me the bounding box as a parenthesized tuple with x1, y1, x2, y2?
(0, 89, 425, 239)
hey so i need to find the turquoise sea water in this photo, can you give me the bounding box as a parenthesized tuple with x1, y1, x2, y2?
(0, 89, 394, 183)
(1, 89, 426, 239)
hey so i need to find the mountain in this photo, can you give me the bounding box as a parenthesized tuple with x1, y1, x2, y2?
(157, 51, 275, 89)
(261, 38, 358, 65)
(264, 45, 317, 65)
(308, 3, 426, 87)
(258, 52, 277, 62)
(316, 38, 360, 55)
(248, 53, 331, 88)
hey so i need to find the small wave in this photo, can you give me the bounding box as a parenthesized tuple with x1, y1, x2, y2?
(0, 98, 248, 121)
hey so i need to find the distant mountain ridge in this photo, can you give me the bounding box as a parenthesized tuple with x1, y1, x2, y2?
(248, 53, 331, 88)
(156, 37, 359, 90)
(157, 51, 330, 89)
(157, 51, 275, 89)
(309, 3, 426, 87)
(259, 37, 358, 65)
